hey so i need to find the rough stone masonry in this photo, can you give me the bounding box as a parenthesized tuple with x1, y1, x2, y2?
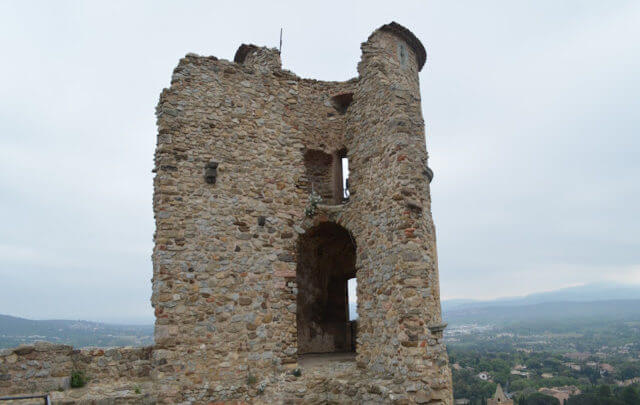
(151, 21, 453, 403)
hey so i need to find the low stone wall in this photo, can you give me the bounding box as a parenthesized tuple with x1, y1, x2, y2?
(1, 341, 447, 403)
(0, 342, 152, 396)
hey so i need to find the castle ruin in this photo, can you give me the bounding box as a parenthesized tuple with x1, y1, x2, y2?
(0, 22, 452, 404)
(151, 21, 452, 403)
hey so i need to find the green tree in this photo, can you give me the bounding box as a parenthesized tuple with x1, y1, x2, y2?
(520, 392, 560, 405)
(598, 384, 612, 397)
(510, 378, 532, 392)
(617, 363, 640, 380)
(620, 385, 640, 405)
(584, 367, 600, 385)
(567, 392, 625, 405)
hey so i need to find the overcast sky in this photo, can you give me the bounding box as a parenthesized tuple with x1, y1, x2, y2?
(1, 1, 639, 323)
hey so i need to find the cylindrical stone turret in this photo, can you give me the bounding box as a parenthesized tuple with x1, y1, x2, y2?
(342, 22, 452, 403)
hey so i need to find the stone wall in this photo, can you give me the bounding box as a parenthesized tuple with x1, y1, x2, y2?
(152, 46, 355, 402)
(0, 342, 151, 396)
(151, 20, 451, 404)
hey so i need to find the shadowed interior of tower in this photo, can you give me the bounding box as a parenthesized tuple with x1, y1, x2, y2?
(296, 222, 357, 355)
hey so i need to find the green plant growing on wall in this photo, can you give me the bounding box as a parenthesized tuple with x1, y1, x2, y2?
(304, 190, 322, 217)
(70, 370, 87, 388)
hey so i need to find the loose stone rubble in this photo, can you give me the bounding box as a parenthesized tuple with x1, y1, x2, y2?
(0, 21, 452, 404)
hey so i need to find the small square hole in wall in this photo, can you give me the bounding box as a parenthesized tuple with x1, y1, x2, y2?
(330, 93, 353, 114)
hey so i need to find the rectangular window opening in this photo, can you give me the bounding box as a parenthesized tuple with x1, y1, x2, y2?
(342, 157, 350, 201)
(348, 278, 357, 321)
(347, 277, 357, 353)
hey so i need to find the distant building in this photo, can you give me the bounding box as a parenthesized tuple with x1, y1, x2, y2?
(616, 377, 640, 387)
(477, 372, 490, 381)
(541, 372, 554, 379)
(563, 362, 581, 371)
(564, 352, 590, 361)
(488, 384, 513, 405)
(510, 369, 530, 378)
(539, 388, 568, 403)
(539, 386, 581, 403)
(600, 363, 615, 373)
(455, 399, 471, 405)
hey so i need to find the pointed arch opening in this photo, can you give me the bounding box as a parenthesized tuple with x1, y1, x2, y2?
(296, 222, 357, 355)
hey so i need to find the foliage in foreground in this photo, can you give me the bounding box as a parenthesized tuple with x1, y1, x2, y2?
(70, 370, 87, 388)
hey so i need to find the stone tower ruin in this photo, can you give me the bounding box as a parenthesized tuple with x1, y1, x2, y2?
(152, 22, 453, 403)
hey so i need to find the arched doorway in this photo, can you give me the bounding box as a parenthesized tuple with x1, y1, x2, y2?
(296, 222, 357, 355)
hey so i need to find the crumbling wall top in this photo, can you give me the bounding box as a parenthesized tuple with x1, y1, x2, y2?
(234, 43, 281, 71)
(233, 44, 259, 63)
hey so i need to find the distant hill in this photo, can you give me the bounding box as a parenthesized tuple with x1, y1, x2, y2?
(349, 283, 640, 323)
(441, 283, 640, 326)
(443, 299, 640, 326)
(442, 282, 640, 312)
(0, 314, 153, 349)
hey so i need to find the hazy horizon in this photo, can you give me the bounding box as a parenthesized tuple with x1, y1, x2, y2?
(1, 1, 639, 323)
(3, 281, 639, 325)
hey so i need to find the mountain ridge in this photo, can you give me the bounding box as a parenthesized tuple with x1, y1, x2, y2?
(441, 282, 640, 311)
(0, 314, 153, 349)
